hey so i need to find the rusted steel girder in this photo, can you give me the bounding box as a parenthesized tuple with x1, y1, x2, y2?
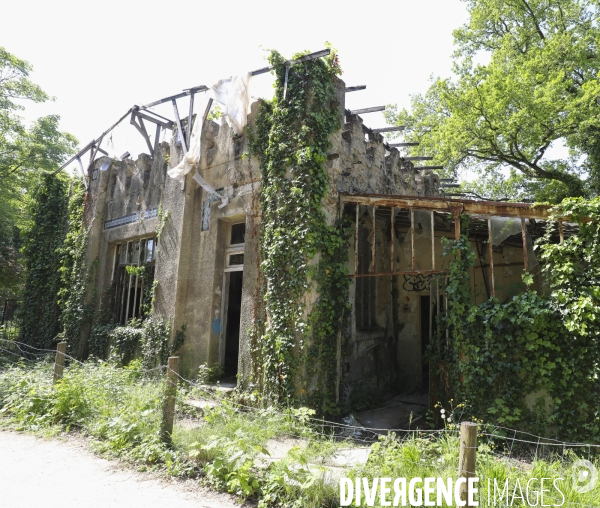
(340, 193, 553, 220)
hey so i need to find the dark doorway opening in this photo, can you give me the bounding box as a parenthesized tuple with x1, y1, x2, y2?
(224, 271, 243, 378)
(420, 295, 431, 390)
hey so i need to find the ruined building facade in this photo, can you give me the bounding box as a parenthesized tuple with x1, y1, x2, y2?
(81, 71, 546, 408)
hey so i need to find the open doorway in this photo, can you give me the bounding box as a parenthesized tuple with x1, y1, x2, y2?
(224, 271, 243, 377)
(220, 221, 246, 383)
(420, 295, 431, 390)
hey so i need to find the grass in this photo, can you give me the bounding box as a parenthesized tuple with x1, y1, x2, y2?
(1, 357, 599, 507)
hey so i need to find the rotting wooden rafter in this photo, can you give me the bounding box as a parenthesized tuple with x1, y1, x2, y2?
(57, 49, 333, 175)
(130, 112, 154, 155)
(345, 85, 366, 92)
(347, 106, 386, 115)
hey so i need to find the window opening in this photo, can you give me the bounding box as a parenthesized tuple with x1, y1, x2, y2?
(355, 224, 377, 330)
(113, 237, 156, 324)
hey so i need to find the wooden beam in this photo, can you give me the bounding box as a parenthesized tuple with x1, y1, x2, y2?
(340, 193, 553, 220)
(345, 85, 366, 92)
(171, 99, 188, 152)
(372, 126, 405, 133)
(411, 208, 415, 271)
(76, 156, 88, 189)
(521, 217, 529, 272)
(134, 109, 174, 129)
(404, 156, 433, 161)
(142, 87, 208, 109)
(488, 215, 495, 298)
(54, 108, 134, 174)
(414, 166, 443, 170)
(389, 142, 419, 147)
(154, 124, 161, 156)
(130, 113, 154, 155)
(187, 92, 195, 148)
(441, 184, 461, 188)
(348, 106, 386, 115)
(355, 205, 359, 276)
(202, 97, 214, 124)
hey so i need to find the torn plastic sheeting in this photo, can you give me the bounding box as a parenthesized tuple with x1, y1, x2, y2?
(167, 94, 211, 182)
(414, 210, 432, 240)
(490, 216, 522, 246)
(210, 73, 252, 136)
(167, 73, 253, 184)
(490, 216, 538, 269)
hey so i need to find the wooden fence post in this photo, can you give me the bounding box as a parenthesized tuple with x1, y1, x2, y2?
(160, 356, 179, 443)
(53, 342, 67, 384)
(459, 421, 478, 507)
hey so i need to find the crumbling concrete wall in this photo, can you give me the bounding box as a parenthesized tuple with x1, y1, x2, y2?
(83, 73, 444, 388)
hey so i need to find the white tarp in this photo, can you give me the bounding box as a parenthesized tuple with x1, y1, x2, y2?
(167, 73, 253, 186)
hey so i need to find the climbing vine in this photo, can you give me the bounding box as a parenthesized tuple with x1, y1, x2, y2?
(57, 180, 90, 355)
(19, 173, 70, 349)
(437, 203, 600, 441)
(248, 48, 349, 410)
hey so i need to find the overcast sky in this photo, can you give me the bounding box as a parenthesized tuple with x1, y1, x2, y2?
(4, 0, 469, 172)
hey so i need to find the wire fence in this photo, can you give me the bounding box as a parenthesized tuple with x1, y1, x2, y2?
(2, 336, 599, 454)
(1, 338, 600, 507)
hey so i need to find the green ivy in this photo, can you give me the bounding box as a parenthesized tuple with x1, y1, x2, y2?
(437, 204, 600, 441)
(57, 180, 90, 355)
(18, 173, 70, 349)
(248, 48, 349, 411)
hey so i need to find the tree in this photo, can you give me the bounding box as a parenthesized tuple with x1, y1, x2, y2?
(0, 47, 77, 299)
(18, 173, 70, 348)
(386, 0, 600, 202)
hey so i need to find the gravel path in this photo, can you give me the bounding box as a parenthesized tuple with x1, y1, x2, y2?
(0, 430, 243, 508)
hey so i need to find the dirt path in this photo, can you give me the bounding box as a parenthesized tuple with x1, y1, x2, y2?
(0, 431, 243, 508)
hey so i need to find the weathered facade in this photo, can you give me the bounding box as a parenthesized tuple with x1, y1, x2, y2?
(79, 62, 551, 410)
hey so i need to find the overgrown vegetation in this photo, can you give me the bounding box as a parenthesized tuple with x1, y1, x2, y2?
(0, 47, 77, 300)
(248, 48, 350, 411)
(0, 358, 598, 507)
(57, 180, 89, 355)
(386, 0, 600, 202)
(18, 173, 70, 348)
(437, 198, 600, 442)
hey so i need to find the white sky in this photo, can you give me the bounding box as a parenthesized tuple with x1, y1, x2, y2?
(3, 0, 469, 173)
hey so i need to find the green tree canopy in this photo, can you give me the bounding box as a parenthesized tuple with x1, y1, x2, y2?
(386, 0, 600, 202)
(0, 47, 77, 299)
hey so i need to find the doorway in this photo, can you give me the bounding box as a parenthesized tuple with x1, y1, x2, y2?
(224, 271, 243, 378)
(420, 295, 431, 390)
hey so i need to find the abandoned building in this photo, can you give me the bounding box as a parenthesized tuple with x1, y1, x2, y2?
(65, 49, 567, 416)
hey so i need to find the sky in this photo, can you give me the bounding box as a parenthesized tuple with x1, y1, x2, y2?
(3, 0, 469, 173)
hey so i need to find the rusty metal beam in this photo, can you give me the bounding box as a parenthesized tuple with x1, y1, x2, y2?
(371, 207, 376, 273)
(559, 220, 564, 242)
(488, 215, 495, 298)
(453, 206, 462, 240)
(521, 218, 528, 272)
(340, 193, 553, 220)
(391, 207, 396, 273)
(350, 269, 447, 278)
(431, 210, 435, 270)
(355, 205, 359, 276)
(410, 208, 415, 271)
(345, 85, 366, 92)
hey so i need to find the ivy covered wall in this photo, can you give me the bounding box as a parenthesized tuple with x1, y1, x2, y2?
(249, 49, 350, 412)
(437, 200, 600, 442)
(19, 173, 70, 349)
